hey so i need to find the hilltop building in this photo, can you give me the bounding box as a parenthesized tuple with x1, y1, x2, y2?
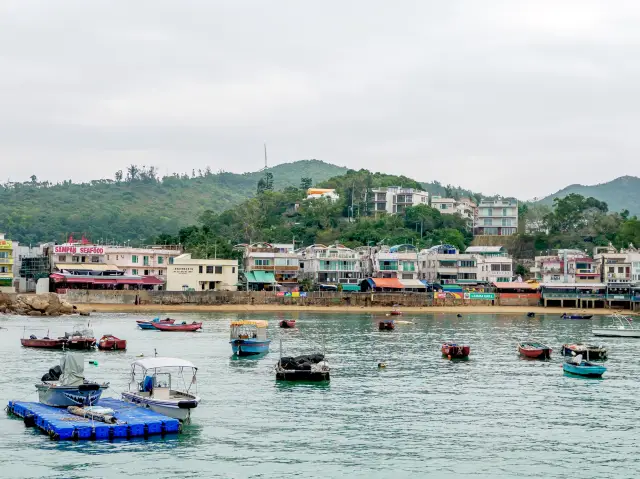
(430, 196, 477, 228)
(473, 198, 518, 236)
(369, 186, 429, 215)
(306, 188, 339, 201)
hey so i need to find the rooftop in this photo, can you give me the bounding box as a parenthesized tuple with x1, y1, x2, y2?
(465, 246, 505, 254)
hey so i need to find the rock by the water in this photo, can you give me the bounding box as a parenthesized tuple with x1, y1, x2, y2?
(0, 293, 81, 317)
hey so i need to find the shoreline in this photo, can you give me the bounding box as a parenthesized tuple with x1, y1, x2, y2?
(78, 303, 636, 316)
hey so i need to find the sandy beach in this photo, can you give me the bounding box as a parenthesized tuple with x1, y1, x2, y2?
(78, 303, 635, 315)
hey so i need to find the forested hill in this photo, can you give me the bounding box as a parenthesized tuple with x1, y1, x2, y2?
(0, 160, 347, 243)
(537, 176, 640, 216)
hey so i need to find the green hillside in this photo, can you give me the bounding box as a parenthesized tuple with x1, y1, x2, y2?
(538, 176, 640, 216)
(0, 160, 347, 243)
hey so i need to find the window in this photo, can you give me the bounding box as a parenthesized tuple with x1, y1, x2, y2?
(144, 269, 150, 275)
(232, 267, 236, 274)
(486, 208, 493, 216)
(501, 264, 511, 271)
(254, 259, 271, 266)
(491, 264, 501, 271)
(459, 260, 475, 267)
(215, 266, 222, 274)
(58, 255, 66, 262)
(158, 256, 164, 264)
(376, 203, 386, 211)
(199, 265, 203, 274)
(158, 270, 164, 276)
(169, 257, 174, 265)
(608, 267, 614, 273)
(502, 208, 508, 216)
(91, 256, 100, 263)
(132, 255, 138, 264)
(483, 218, 493, 226)
(0, 267, 7, 273)
(132, 269, 138, 275)
(106, 255, 110, 260)
(143, 256, 149, 266)
(501, 218, 511, 226)
(206, 266, 214, 274)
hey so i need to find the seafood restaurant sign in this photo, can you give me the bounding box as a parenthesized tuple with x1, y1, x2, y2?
(53, 245, 105, 255)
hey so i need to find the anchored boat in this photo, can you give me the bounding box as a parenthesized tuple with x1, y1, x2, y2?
(152, 321, 202, 332)
(379, 319, 396, 331)
(98, 334, 127, 351)
(279, 320, 296, 329)
(275, 354, 330, 381)
(122, 357, 200, 423)
(21, 335, 66, 349)
(563, 357, 607, 378)
(561, 344, 607, 360)
(442, 342, 470, 359)
(561, 312, 593, 320)
(137, 318, 176, 330)
(592, 312, 640, 337)
(230, 320, 271, 356)
(518, 341, 552, 359)
(36, 353, 109, 407)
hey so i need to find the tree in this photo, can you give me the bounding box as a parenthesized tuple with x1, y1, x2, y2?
(264, 172, 274, 191)
(115, 170, 123, 183)
(256, 178, 267, 195)
(30, 175, 38, 184)
(515, 264, 528, 276)
(300, 177, 313, 190)
(126, 165, 139, 182)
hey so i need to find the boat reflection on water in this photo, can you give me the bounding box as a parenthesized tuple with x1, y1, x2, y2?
(274, 380, 331, 391)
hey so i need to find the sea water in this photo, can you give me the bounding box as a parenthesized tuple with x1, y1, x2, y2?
(0, 312, 638, 478)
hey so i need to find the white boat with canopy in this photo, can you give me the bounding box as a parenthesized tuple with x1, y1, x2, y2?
(121, 357, 200, 422)
(592, 312, 640, 338)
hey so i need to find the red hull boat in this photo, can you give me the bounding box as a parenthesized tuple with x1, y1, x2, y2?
(152, 322, 203, 332)
(98, 334, 127, 351)
(20, 338, 66, 349)
(65, 337, 97, 349)
(279, 320, 296, 329)
(518, 342, 552, 359)
(441, 342, 470, 359)
(389, 311, 402, 316)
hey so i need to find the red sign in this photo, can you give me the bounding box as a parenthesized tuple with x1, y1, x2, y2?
(54, 245, 104, 255)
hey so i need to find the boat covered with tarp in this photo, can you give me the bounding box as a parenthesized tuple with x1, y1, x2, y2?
(275, 354, 330, 381)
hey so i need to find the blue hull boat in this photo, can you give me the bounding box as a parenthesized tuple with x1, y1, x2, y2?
(561, 313, 593, 320)
(137, 323, 157, 330)
(563, 361, 606, 378)
(230, 339, 271, 356)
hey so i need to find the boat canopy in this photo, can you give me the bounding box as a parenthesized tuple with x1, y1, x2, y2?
(60, 353, 84, 386)
(132, 357, 197, 370)
(230, 320, 268, 328)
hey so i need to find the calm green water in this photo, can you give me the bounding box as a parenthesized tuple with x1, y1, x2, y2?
(0, 312, 638, 478)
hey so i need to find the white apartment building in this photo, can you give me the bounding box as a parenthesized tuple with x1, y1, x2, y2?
(370, 187, 429, 215)
(371, 245, 420, 280)
(530, 250, 599, 284)
(166, 253, 238, 291)
(474, 198, 518, 236)
(419, 245, 479, 285)
(241, 242, 300, 290)
(430, 196, 476, 227)
(104, 245, 183, 279)
(593, 245, 632, 284)
(464, 246, 514, 283)
(297, 244, 363, 289)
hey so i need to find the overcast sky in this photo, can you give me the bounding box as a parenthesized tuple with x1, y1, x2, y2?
(1, 1, 639, 199)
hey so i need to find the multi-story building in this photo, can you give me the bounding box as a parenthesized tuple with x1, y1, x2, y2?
(369, 187, 429, 215)
(104, 245, 183, 280)
(531, 250, 599, 284)
(0, 233, 14, 292)
(12, 242, 51, 293)
(297, 244, 363, 289)
(420, 245, 479, 285)
(594, 245, 632, 284)
(430, 196, 476, 228)
(464, 246, 514, 283)
(474, 198, 518, 236)
(371, 245, 420, 280)
(240, 242, 300, 291)
(166, 253, 238, 291)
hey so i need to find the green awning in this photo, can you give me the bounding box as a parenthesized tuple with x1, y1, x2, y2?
(250, 270, 276, 283)
(341, 284, 361, 291)
(244, 271, 256, 283)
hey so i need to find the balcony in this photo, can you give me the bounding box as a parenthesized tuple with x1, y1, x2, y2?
(274, 265, 299, 271)
(251, 265, 275, 271)
(0, 258, 14, 265)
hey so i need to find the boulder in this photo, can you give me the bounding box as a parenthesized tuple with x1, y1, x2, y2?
(0, 292, 81, 317)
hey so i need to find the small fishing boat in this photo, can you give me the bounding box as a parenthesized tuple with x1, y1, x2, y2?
(279, 320, 296, 329)
(441, 342, 470, 359)
(593, 312, 640, 337)
(63, 328, 97, 350)
(122, 357, 200, 422)
(230, 320, 271, 356)
(36, 353, 109, 407)
(379, 319, 396, 331)
(561, 344, 607, 360)
(388, 305, 402, 316)
(152, 321, 203, 332)
(563, 357, 607, 378)
(136, 318, 176, 330)
(21, 335, 66, 349)
(97, 334, 127, 351)
(518, 341, 552, 359)
(561, 312, 593, 320)
(526, 312, 536, 318)
(275, 354, 330, 381)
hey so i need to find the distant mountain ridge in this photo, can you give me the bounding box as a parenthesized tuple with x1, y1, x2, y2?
(537, 175, 640, 216)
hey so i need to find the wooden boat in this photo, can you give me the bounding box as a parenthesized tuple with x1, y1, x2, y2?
(561, 313, 593, 320)
(518, 341, 552, 359)
(561, 344, 607, 360)
(279, 320, 296, 329)
(152, 321, 202, 332)
(63, 328, 97, 350)
(97, 335, 127, 351)
(275, 354, 330, 381)
(441, 342, 470, 359)
(21, 336, 66, 349)
(389, 304, 402, 316)
(136, 318, 175, 330)
(122, 357, 200, 422)
(563, 359, 607, 378)
(593, 313, 640, 337)
(230, 320, 271, 356)
(379, 319, 396, 331)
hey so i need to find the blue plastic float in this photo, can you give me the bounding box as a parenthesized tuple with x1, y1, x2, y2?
(6, 398, 180, 441)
